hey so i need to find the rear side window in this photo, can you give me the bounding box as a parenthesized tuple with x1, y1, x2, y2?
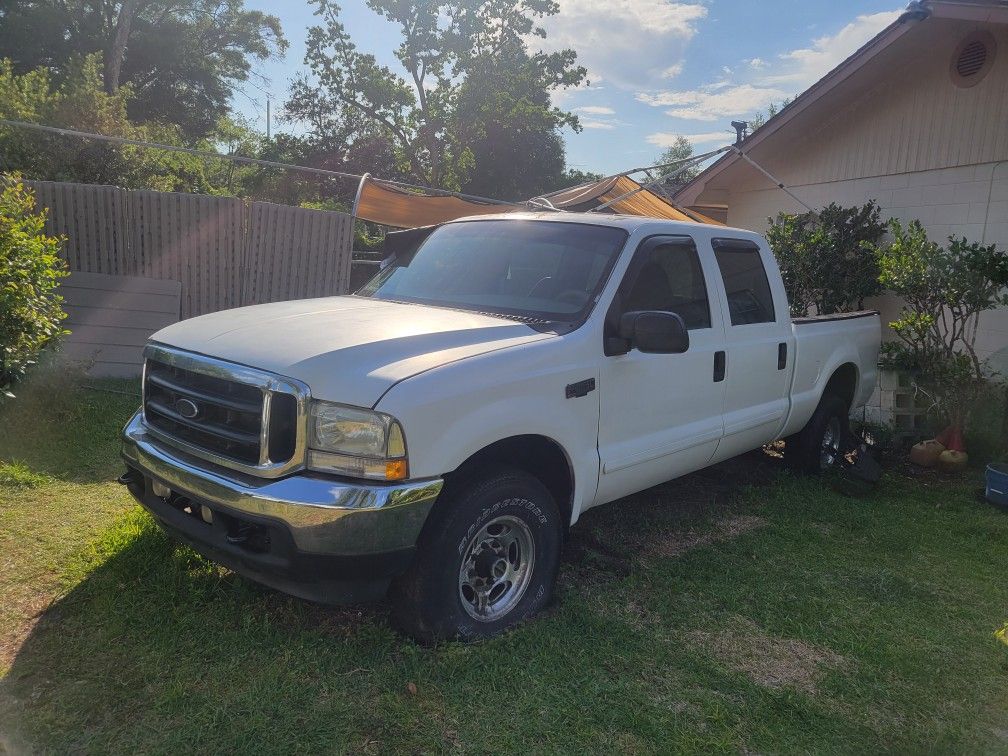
(622, 238, 711, 330)
(712, 239, 775, 325)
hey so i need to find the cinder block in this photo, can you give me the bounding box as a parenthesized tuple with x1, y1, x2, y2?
(903, 205, 936, 224)
(987, 200, 1008, 222)
(921, 183, 958, 205)
(938, 165, 977, 185)
(892, 186, 924, 206)
(974, 163, 996, 181)
(990, 180, 1008, 202)
(968, 202, 989, 225)
(949, 223, 985, 241)
(925, 224, 951, 241)
(933, 204, 970, 225)
(949, 181, 991, 204)
(873, 189, 894, 207)
(880, 369, 900, 391)
(880, 173, 910, 190)
(908, 170, 941, 187)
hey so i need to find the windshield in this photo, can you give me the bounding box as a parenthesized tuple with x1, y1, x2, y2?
(357, 220, 628, 323)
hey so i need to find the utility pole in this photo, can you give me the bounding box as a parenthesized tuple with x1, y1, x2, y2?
(266, 96, 271, 140)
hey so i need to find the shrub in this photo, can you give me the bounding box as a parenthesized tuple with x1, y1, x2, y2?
(766, 201, 887, 316)
(876, 219, 1008, 432)
(0, 173, 68, 397)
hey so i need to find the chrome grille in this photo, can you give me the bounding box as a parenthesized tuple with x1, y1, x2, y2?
(141, 344, 310, 478)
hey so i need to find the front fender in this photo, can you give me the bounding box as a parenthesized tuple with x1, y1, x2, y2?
(375, 338, 601, 523)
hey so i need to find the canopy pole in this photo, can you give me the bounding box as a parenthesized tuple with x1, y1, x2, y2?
(730, 146, 815, 213)
(587, 146, 732, 214)
(351, 173, 371, 219)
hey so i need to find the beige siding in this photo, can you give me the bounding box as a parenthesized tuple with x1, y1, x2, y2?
(59, 271, 181, 377)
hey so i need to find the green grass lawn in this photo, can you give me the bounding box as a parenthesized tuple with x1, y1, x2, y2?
(1, 371, 1007, 753)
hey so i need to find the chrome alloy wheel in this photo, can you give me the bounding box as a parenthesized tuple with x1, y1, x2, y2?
(820, 416, 842, 471)
(458, 515, 535, 622)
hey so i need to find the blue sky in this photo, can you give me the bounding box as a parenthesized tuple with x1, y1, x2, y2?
(236, 1, 902, 178)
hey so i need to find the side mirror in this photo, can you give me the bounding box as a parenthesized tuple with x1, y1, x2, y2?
(617, 310, 689, 354)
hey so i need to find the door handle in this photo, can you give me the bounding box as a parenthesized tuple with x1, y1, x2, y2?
(778, 342, 788, 370)
(713, 351, 726, 382)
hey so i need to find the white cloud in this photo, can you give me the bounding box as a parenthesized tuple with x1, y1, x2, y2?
(646, 131, 733, 147)
(582, 119, 617, 130)
(636, 83, 788, 121)
(764, 10, 900, 87)
(661, 62, 684, 79)
(576, 105, 616, 115)
(538, 1, 707, 89)
(634, 9, 900, 124)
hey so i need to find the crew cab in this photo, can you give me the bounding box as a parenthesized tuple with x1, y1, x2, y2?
(120, 213, 881, 641)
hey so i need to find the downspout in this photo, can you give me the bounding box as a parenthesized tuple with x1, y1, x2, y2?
(982, 161, 1007, 244)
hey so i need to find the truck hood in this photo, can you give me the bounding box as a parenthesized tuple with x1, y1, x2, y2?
(151, 296, 553, 407)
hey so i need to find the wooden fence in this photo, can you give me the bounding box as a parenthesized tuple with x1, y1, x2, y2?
(59, 271, 182, 377)
(28, 181, 354, 319)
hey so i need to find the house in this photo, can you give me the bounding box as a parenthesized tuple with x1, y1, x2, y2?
(674, 0, 1008, 374)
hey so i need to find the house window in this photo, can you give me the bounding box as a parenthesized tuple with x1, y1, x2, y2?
(950, 31, 996, 88)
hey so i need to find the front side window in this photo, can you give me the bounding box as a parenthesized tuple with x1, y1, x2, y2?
(621, 238, 711, 330)
(358, 220, 628, 324)
(712, 239, 775, 325)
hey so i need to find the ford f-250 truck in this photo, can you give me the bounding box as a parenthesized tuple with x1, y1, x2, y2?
(120, 212, 880, 641)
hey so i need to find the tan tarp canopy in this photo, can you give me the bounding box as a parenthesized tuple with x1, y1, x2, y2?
(542, 175, 724, 224)
(352, 173, 723, 228)
(353, 176, 518, 228)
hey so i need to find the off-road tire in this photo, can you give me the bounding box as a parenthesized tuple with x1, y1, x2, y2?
(785, 393, 850, 474)
(389, 467, 561, 643)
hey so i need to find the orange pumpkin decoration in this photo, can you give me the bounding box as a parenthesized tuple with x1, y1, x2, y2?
(910, 439, 945, 467)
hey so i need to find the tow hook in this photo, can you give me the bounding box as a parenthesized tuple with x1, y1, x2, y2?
(117, 469, 141, 486)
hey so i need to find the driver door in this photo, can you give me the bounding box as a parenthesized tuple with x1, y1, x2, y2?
(595, 235, 727, 505)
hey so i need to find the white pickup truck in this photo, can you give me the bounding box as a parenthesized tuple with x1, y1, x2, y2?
(120, 212, 880, 641)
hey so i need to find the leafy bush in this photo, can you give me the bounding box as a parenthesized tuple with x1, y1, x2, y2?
(0, 173, 68, 397)
(877, 219, 1008, 431)
(766, 201, 887, 316)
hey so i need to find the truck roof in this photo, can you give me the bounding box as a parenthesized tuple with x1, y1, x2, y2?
(445, 211, 760, 239)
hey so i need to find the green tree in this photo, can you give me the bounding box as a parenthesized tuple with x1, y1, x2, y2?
(0, 0, 286, 139)
(748, 97, 793, 132)
(286, 0, 586, 193)
(655, 135, 700, 183)
(0, 55, 256, 194)
(765, 201, 887, 316)
(0, 174, 68, 397)
(876, 221, 1008, 434)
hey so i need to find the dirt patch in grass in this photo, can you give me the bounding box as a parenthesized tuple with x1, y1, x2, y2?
(644, 514, 768, 560)
(689, 616, 845, 695)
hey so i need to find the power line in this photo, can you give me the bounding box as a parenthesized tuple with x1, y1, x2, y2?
(0, 118, 513, 206)
(0, 118, 362, 181)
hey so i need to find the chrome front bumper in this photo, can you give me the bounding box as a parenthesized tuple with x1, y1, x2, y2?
(121, 410, 443, 556)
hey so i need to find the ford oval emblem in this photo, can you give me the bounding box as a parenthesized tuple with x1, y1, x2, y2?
(175, 398, 199, 419)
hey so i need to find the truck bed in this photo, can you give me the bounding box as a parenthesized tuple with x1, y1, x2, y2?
(780, 310, 882, 439)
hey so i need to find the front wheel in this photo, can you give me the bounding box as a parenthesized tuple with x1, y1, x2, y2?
(785, 394, 850, 473)
(389, 468, 562, 643)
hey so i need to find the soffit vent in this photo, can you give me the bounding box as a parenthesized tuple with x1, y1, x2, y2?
(951, 32, 996, 88)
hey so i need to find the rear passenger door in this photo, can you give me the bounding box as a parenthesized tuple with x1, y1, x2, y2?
(707, 237, 793, 462)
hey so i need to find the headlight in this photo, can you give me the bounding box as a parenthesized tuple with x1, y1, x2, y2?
(307, 401, 408, 481)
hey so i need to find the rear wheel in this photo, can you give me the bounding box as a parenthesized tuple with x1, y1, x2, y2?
(389, 467, 561, 643)
(786, 394, 850, 473)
